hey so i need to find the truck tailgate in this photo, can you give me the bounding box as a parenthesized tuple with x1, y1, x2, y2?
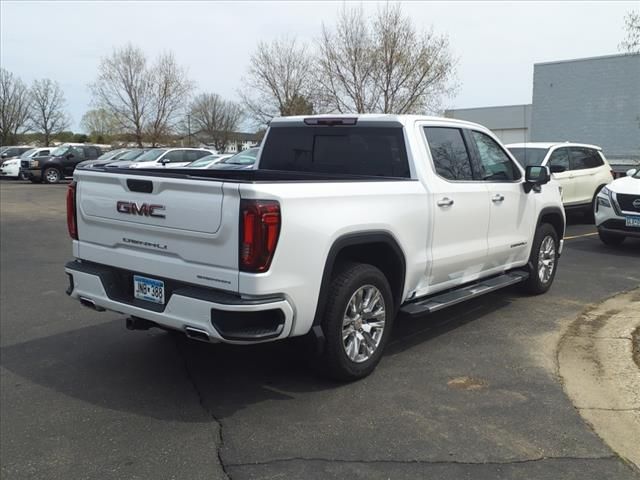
(74, 170, 240, 292)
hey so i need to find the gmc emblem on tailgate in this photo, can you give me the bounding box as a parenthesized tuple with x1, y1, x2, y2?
(117, 201, 166, 218)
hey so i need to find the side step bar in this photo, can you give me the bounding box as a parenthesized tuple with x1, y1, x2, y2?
(400, 270, 529, 316)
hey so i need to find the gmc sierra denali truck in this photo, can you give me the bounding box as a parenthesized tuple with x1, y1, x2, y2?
(65, 115, 565, 380)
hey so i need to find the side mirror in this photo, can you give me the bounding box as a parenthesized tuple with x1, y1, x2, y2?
(66, 153, 74, 159)
(524, 165, 550, 193)
(549, 164, 566, 174)
(0, 154, 6, 159)
(626, 168, 637, 177)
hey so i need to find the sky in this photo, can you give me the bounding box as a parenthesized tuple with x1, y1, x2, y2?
(1, 1, 635, 132)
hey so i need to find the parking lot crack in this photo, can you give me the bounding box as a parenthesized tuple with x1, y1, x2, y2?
(173, 338, 232, 480)
(226, 455, 620, 468)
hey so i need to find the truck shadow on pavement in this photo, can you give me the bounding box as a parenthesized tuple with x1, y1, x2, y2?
(1, 295, 510, 423)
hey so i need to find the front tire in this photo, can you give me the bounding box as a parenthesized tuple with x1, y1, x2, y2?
(318, 263, 394, 381)
(598, 230, 625, 246)
(521, 223, 559, 295)
(43, 167, 62, 184)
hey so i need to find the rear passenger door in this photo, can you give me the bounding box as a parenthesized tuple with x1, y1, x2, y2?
(570, 147, 604, 205)
(468, 129, 534, 269)
(422, 126, 490, 290)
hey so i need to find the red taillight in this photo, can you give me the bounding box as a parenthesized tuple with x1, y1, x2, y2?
(66, 181, 78, 240)
(239, 199, 280, 273)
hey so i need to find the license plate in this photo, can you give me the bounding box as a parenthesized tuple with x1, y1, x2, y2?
(625, 216, 640, 228)
(133, 275, 165, 304)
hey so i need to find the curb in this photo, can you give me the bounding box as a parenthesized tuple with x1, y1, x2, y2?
(558, 288, 640, 469)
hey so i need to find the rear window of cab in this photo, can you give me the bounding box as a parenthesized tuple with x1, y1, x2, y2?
(260, 126, 410, 178)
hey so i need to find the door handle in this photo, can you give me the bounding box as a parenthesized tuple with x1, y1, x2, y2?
(491, 194, 505, 203)
(437, 197, 454, 207)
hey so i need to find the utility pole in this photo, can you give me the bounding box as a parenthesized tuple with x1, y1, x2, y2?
(187, 114, 191, 147)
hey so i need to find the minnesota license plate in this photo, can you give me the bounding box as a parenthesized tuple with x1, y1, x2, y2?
(133, 275, 165, 304)
(625, 216, 640, 228)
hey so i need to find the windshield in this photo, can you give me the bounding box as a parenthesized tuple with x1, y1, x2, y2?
(633, 169, 640, 179)
(51, 146, 70, 156)
(19, 148, 37, 159)
(221, 149, 258, 165)
(118, 149, 145, 161)
(96, 149, 126, 161)
(507, 147, 549, 167)
(188, 154, 219, 167)
(135, 148, 166, 162)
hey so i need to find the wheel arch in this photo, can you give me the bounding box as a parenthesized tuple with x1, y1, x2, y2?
(312, 231, 407, 327)
(537, 206, 565, 241)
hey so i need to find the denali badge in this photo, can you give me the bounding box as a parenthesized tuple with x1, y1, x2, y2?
(117, 201, 165, 218)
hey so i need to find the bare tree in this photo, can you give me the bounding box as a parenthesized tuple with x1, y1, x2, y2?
(145, 52, 194, 146)
(29, 79, 71, 146)
(80, 108, 118, 140)
(90, 44, 151, 146)
(619, 10, 640, 54)
(189, 93, 243, 152)
(0, 68, 31, 145)
(239, 37, 315, 126)
(317, 4, 457, 114)
(317, 5, 379, 113)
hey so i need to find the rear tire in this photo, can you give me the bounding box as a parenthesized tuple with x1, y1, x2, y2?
(521, 223, 559, 295)
(317, 262, 394, 381)
(598, 230, 625, 246)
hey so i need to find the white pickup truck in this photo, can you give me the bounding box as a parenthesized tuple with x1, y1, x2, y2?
(65, 115, 565, 380)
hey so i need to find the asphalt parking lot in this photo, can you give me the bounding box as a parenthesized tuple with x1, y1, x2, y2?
(1, 180, 639, 480)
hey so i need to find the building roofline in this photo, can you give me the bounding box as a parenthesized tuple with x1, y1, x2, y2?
(445, 103, 531, 113)
(534, 52, 640, 67)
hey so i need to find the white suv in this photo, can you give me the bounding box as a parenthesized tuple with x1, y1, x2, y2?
(507, 143, 613, 215)
(129, 148, 215, 169)
(594, 167, 640, 245)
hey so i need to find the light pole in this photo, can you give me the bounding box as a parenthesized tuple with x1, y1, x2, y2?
(187, 114, 191, 147)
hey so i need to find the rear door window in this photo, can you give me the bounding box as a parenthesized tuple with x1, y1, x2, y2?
(570, 147, 603, 170)
(185, 150, 208, 162)
(260, 126, 410, 177)
(423, 127, 474, 181)
(86, 147, 99, 159)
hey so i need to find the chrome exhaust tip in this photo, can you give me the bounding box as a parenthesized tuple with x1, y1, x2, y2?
(184, 326, 210, 343)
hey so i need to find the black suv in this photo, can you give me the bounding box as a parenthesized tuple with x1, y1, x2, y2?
(23, 144, 103, 184)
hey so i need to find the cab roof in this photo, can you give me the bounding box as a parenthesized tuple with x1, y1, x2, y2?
(505, 142, 602, 150)
(269, 113, 490, 131)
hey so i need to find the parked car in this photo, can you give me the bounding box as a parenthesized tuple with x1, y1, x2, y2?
(208, 148, 259, 170)
(186, 154, 233, 169)
(65, 114, 565, 380)
(1, 146, 33, 160)
(23, 143, 103, 184)
(78, 149, 148, 169)
(1, 147, 53, 179)
(507, 142, 613, 215)
(594, 167, 640, 245)
(128, 148, 215, 169)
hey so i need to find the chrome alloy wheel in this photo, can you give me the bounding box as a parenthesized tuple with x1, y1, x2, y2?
(537, 235, 556, 284)
(342, 285, 386, 363)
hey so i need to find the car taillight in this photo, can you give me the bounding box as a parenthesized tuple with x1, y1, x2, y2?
(66, 181, 78, 240)
(239, 199, 280, 273)
(610, 169, 615, 179)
